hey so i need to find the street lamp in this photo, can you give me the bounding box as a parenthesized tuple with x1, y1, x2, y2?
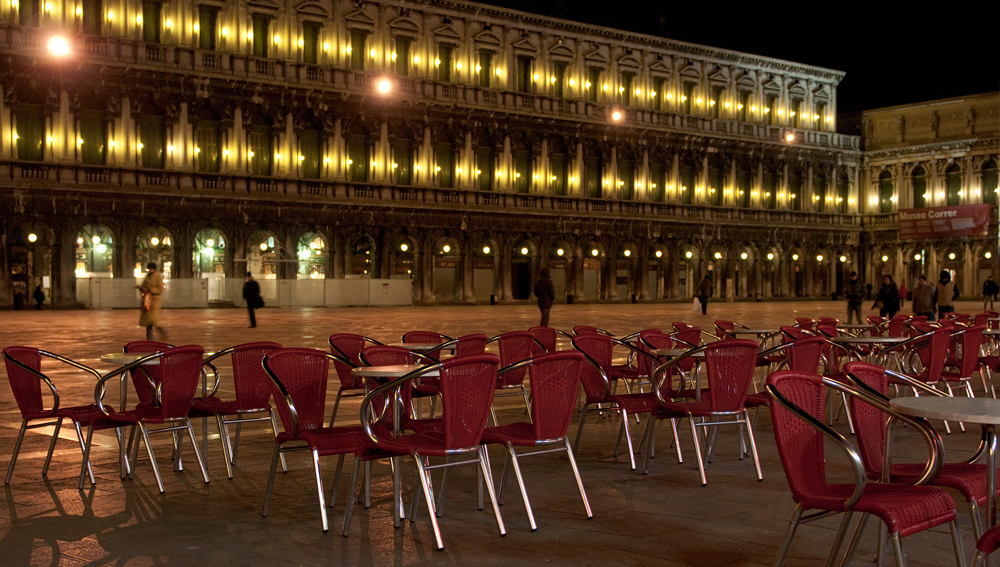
(47, 36, 71, 58)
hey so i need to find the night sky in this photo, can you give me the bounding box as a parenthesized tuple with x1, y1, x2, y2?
(478, 0, 999, 115)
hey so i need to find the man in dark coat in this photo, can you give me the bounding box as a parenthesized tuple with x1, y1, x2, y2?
(533, 268, 555, 326)
(697, 275, 713, 315)
(242, 272, 262, 328)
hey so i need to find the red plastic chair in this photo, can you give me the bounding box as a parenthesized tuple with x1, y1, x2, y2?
(359, 345, 439, 433)
(361, 354, 505, 549)
(973, 525, 1000, 566)
(487, 331, 537, 422)
(766, 370, 965, 567)
(939, 325, 985, 404)
(642, 339, 763, 485)
(572, 325, 613, 336)
(402, 330, 453, 344)
(528, 326, 562, 354)
(3, 346, 115, 487)
(261, 347, 379, 533)
(192, 341, 285, 479)
(480, 351, 592, 530)
(327, 333, 383, 425)
(846, 361, 998, 541)
(85, 345, 210, 494)
(744, 335, 827, 413)
(123, 340, 172, 407)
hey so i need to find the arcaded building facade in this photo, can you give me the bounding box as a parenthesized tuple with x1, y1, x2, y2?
(4, 0, 989, 309)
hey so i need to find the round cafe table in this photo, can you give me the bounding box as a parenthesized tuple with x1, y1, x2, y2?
(891, 396, 1000, 534)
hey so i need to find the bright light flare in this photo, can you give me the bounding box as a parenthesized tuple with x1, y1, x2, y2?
(47, 36, 71, 57)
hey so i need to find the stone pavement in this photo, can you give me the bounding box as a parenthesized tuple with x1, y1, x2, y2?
(0, 300, 991, 566)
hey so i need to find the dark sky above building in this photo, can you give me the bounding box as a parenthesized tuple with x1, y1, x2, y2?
(476, 0, 999, 114)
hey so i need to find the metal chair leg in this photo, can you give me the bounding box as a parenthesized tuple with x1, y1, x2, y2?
(744, 411, 763, 481)
(261, 443, 281, 518)
(564, 439, 593, 518)
(268, 409, 288, 472)
(72, 422, 95, 486)
(949, 520, 967, 567)
(329, 454, 345, 509)
(573, 409, 588, 454)
(772, 505, 804, 567)
(415, 454, 445, 549)
(185, 419, 210, 484)
(839, 512, 869, 567)
(138, 424, 165, 493)
(889, 532, 906, 567)
(505, 444, 536, 530)
(5, 421, 28, 484)
(217, 415, 234, 480)
(478, 446, 506, 538)
(42, 417, 64, 476)
(343, 457, 361, 536)
(688, 415, 707, 486)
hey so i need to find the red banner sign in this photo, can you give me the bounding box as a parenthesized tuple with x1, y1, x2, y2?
(898, 205, 992, 240)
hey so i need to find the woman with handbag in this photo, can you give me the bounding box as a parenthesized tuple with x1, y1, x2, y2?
(138, 262, 168, 340)
(242, 272, 263, 328)
(872, 274, 900, 318)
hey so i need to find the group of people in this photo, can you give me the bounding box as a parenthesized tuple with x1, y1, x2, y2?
(844, 269, 985, 323)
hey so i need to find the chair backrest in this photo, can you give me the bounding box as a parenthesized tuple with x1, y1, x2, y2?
(672, 326, 702, 349)
(402, 331, 448, 344)
(910, 327, 952, 382)
(437, 354, 500, 450)
(639, 332, 680, 398)
(263, 348, 330, 435)
(496, 331, 536, 386)
(780, 325, 810, 342)
(528, 326, 558, 355)
(361, 345, 415, 367)
(953, 325, 986, 377)
(703, 339, 758, 412)
(571, 334, 612, 403)
(454, 333, 488, 357)
(572, 325, 604, 336)
(886, 317, 908, 337)
(795, 317, 815, 328)
(155, 345, 207, 418)
(229, 342, 283, 411)
(815, 320, 838, 338)
(714, 320, 736, 340)
(3, 346, 47, 419)
(525, 351, 585, 441)
(766, 371, 832, 502)
(785, 336, 826, 373)
(124, 340, 171, 405)
(842, 361, 891, 479)
(329, 333, 373, 389)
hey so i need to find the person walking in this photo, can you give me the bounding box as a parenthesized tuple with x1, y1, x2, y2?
(911, 275, 936, 321)
(138, 262, 167, 340)
(936, 270, 958, 319)
(697, 274, 713, 316)
(983, 275, 999, 311)
(533, 267, 555, 327)
(843, 271, 866, 324)
(898, 282, 907, 308)
(872, 274, 901, 318)
(243, 272, 263, 328)
(32, 285, 45, 310)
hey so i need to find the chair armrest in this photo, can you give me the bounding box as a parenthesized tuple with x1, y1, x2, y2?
(3, 352, 62, 413)
(652, 344, 709, 403)
(360, 362, 444, 443)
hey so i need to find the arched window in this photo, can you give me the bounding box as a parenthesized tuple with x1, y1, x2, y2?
(679, 159, 695, 205)
(736, 164, 751, 208)
(247, 112, 273, 176)
(946, 164, 962, 206)
(912, 166, 927, 208)
(192, 107, 221, 173)
(618, 155, 635, 200)
(984, 160, 999, 207)
(138, 102, 165, 169)
(762, 166, 777, 209)
(192, 229, 226, 277)
(584, 148, 603, 198)
(814, 171, 828, 212)
(649, 158, 666, 202)
(549, 140, 569, 196)
(879, 170, 894, 213)
(707, 161, 723, 206)
(512, 141, 532, 193)
(135, 227, 174, 278)
(298, 119, 322, 180)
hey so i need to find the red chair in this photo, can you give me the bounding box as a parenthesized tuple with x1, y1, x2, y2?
(487, 331, 537, 422)
(480, 351, 592, 530)
(360, 345, 438, 433)
(261, 347, 377, 533)
(744, 335, 827, 414)
(846, 361, 998, 541)
(973, 525, 1000, 566)
(192, 341, 285, 479)
(766, 370, 965, 567)
(939, 325, 985, 403)
(714, 320, 747, 340)
(327, 333, 383, 425)
(572, 325, 613, 336)
(642, 340, 762, 485)
(123, 340, 172, 408)
(360, 354, 505, 549)
(528, 326, 567, 354)
(3, 346, 115, 487)
(84, 345, 210, 494)
(402, 330, 453, 344)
